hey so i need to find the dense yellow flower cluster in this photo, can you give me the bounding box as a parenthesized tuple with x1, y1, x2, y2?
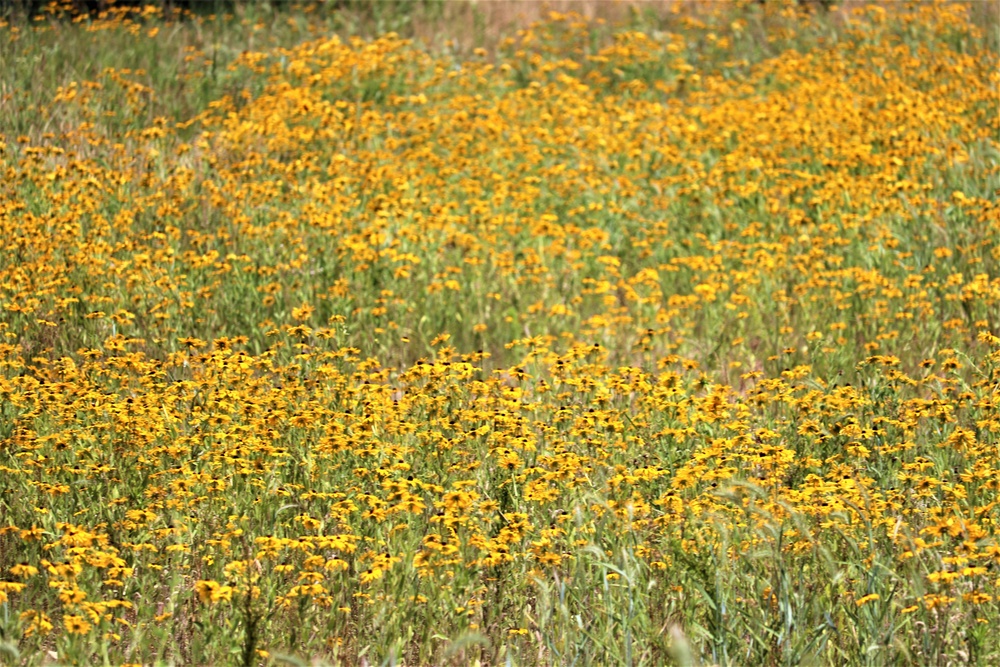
(0, 1, 998, 664)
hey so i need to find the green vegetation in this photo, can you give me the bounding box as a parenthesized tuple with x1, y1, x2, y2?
(0, 2, 998, 665)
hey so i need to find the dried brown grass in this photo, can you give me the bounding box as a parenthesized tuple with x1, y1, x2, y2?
(411, 0, 682, 51)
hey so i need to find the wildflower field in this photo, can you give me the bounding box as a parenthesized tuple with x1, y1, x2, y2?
(0, 1, 998, 664)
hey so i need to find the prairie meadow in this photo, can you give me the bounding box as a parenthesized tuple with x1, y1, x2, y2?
(0, 1, 998, 664)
